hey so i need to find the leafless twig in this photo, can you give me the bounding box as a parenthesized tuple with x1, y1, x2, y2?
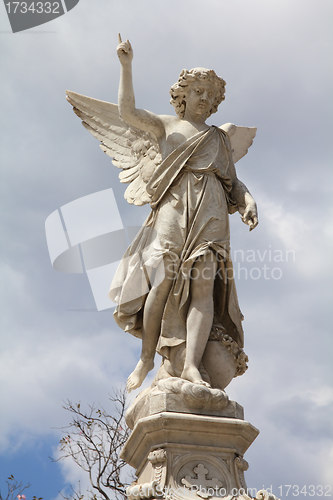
(55, 389, 132, 500)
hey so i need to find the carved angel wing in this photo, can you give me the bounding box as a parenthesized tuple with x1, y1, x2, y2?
(66, 91, 161, 206)
(219, 123, 256, 163)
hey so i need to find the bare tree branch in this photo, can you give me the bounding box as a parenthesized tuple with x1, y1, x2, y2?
(0, 475, 41, 500)
(55, 389, 133, 500)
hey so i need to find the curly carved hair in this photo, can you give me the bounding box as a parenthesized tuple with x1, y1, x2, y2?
(170, 67, 226, 118)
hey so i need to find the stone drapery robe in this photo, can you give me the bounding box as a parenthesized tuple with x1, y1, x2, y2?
(109, 126, 244, 361)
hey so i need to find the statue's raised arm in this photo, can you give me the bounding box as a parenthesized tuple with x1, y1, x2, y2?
(117, 34, 165, 140)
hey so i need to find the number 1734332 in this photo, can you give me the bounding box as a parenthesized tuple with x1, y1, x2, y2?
(5, 1, 61, 14)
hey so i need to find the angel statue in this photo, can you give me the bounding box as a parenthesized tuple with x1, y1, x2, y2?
(66, 35, 258, 394)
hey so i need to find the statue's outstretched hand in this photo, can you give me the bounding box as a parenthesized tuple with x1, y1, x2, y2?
(241, 203, 258, 231)
(117, 33, 133, 66)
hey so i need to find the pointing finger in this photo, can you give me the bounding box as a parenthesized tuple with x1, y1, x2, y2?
(249, 217, 258, 231)
(118, 33, 122, 43)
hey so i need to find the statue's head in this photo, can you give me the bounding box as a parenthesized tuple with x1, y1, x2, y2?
(170, 68, 226, 119)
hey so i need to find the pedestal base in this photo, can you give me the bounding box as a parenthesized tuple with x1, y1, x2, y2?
(125, 378, 243, 430)
(121, 411, 259, 499)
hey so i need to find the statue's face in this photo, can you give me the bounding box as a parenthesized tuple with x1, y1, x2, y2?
(185, 80, 216, 118)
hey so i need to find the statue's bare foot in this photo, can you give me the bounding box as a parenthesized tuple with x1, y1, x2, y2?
(126, 359, 154, 392)
(181, 365, 211, 388)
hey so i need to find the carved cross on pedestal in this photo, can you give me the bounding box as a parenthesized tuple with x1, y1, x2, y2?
(181, 463, 223, 498)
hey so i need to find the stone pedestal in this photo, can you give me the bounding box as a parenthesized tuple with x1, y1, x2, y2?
(121, 411, 259, 499)
(120, 379, 280, 499)
(125, 378, 244, 429)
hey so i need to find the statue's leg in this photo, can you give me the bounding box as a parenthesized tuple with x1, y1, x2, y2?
(126, 255, 174, 392)
(181, 254, 217, 386)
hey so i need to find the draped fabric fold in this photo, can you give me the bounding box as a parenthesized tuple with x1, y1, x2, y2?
(109, 126, 244, 358)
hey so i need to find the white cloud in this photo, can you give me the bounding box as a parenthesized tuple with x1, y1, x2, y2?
(52, 454, 91, 500)
(0, 328, 134, 450)
(259, 193, 333, 280)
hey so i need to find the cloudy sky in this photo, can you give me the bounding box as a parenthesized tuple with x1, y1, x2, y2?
(1, 0, 333, 498)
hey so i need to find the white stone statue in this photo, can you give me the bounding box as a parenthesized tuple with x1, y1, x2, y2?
(66, 35, 258, 395)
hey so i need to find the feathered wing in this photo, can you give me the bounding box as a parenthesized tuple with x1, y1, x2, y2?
(66, 91, 161, 206)
(219, 123, 257, 163)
